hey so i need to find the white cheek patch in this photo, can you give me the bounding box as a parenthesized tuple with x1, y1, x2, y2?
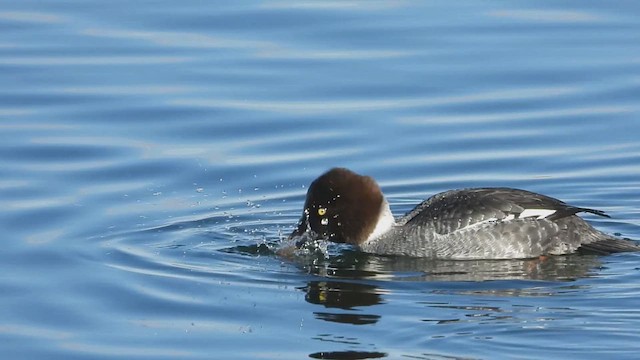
(519, 209, 556, 219)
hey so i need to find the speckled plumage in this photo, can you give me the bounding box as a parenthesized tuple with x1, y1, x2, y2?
(291, 168, 639, 259)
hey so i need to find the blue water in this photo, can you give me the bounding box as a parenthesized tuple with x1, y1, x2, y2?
(2, 1, 640, 359)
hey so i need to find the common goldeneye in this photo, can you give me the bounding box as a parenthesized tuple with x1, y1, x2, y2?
(290, 168, 639, 259)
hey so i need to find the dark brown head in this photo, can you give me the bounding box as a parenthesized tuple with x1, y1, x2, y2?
(290, 168, 387, 246)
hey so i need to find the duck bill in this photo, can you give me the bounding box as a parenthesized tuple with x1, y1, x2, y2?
(289, 218, 319, 248)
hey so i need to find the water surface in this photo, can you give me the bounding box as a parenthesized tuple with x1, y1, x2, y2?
(2, 1, 640, 359)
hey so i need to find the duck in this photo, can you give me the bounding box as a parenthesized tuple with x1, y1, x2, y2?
(289, 167, 639, 259)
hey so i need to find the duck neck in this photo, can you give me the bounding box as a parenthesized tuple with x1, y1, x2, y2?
(365, 199, 395, 243)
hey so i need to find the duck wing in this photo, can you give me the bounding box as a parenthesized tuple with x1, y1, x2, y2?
(398, 187, 608, 235)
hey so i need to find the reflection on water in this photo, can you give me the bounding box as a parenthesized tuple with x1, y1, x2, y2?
(275, 242, 603, 282)
(308, 350, 387, 360)
(304, 280, 384, 310)
(280, 248, 606, 359)
(363, 254, 602, 282)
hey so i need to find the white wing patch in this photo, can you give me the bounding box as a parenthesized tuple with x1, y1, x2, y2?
(458, 209, 556, 231)
(519, 209, 556, 219)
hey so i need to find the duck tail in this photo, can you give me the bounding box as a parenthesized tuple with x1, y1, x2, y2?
(577, 237, 640, 255)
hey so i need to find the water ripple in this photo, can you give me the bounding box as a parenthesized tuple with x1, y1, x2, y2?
(2, 0, 640, 359)
(174, 86, 578, 114)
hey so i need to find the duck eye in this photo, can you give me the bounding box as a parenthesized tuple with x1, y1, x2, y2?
(317, 208, 327, 216)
